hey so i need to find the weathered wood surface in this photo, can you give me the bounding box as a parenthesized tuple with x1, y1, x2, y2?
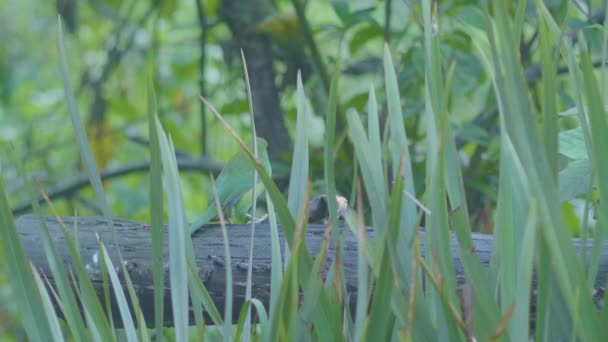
(15, 215, 608, 327)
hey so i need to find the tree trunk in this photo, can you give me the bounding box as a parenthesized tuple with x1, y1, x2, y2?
(219, 0, 290, 161)
(16, 215, 608, 327)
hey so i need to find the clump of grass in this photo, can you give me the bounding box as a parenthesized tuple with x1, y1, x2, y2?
(1, 1, 608, 341)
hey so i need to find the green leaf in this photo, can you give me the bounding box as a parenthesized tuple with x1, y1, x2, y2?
(348, 24, 383, 54)
(559, 128, 587, 160)
(454, 123, 490, 146)
(559, 159, 592, 201)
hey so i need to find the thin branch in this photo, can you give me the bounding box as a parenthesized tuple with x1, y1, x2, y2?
(125, 134, 191, 158)
(525, 59, 606, 85)
(195, 0, 208, 157)
(291, 0, 330, 92)
(385, 0, 392, 44)
(12, 157, 223, 216)
(88, 1, 160, 124)
(95, 1, 160, 88)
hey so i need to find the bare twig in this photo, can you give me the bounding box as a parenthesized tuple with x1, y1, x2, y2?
(12, 157, 222, 216)
(385, 0, 392, 44)
(88, 1, 160, 125)
(291, 0, 330, 92)
(195, 0, 209, 157)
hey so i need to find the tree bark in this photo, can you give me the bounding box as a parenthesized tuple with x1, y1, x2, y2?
(16, 215, 608, 328)
(219, 0, 290, 161)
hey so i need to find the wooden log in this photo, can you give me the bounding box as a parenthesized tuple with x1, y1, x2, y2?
(15, 215, 608, 327)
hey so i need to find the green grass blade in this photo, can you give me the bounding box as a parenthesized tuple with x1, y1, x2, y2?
(155, 116, 190, 342)
(287, 72, 310, 223)
(513, 0, 527, 48)
(486, 2, 606, 339)
(98, 242, 137, 341)
(265, 190, 283, 325)
(97, 238, 114, 330)
(10, 146, 90, 340)
(297, 249, 332, 339)
(298, 222, 343, 341)
(187, 261, 223, 325)
(0, 176, 53, 341)
(450, 208, 502, 341)
(437, 73, 481, 342)
(346, 109, 387, 231)
(601, 1, 608, 97)
(147, 75, 165, 341)
(421, 1, 461, 337)
(310, 290, 343, 341)
(425, 151, 461, 339)
(439, 55, 502, 340)
(535, 0, 566, 42)
(564, 40, 596, 280)
(234, 300, 252, 341)
(383, 44, 417, 237)
(384, 152, 409, 330)
(207, 173, 234, 342)
(241, 49, 260, 342)
(363, 245, 394, 341)
(422, 0, 443, 176)
(250, 298, 270, 341)
(579, 40, 608, 291)
(57, 19, 110, 220)
(30, 263, 65, 342)
(494, 144, 521, 315)
(344, 209, 369, 341)
(324, 59, 341, 236)
(510, 201, 537, 341)
(44, 216, 115, 340)
(283, 71, 310, 270)
(366, 87, 383, 187)
(382, 47, 425, 334)
(59, 15, 148, 333)
(539, 15, 559, 180)
(270, 253, 299, 341)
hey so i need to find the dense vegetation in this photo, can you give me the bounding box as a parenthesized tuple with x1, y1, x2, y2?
(1, 0, 608, 340)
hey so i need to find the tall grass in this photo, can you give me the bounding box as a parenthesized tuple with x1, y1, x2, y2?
(1, 1, 608, 341)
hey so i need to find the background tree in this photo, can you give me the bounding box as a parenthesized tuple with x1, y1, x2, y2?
(0, 0, 601, 234)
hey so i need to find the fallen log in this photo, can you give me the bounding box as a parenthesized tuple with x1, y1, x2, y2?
(15, 214, 608, 327)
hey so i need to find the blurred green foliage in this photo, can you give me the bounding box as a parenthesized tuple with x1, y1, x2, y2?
(2, 0, 608, 340)
(1, 1, 604, 233)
